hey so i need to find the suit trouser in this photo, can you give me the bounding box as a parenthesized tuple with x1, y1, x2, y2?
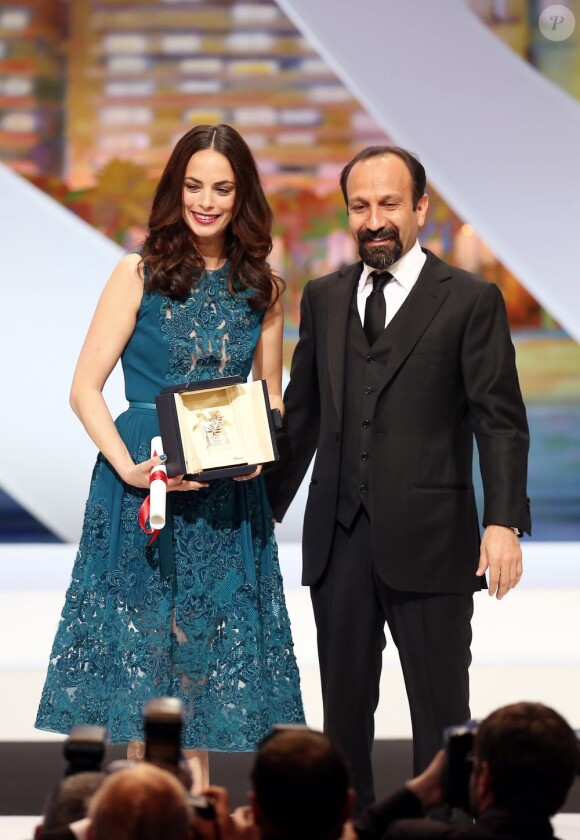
(310, 509, 474, 814)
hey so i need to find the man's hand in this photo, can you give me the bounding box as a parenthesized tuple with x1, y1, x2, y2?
(476, 525, 523, 599)
(405, 749, 446, 810)
(193, 786, 239, 840)
(231, 805, 261, 840)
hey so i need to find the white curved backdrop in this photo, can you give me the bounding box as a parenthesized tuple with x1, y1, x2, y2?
(276, 0, 580, 342)
(0, 163, 125, 541)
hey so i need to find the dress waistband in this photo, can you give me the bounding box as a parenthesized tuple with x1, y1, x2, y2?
(128, 401, 156, 410)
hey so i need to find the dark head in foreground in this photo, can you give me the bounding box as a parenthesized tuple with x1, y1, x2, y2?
(471, 701, 578, 817)
(250, 727, 354, 840)
(39, 772, 105, 836)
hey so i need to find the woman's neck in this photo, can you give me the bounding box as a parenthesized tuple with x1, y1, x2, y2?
(197, 241, 226, 271)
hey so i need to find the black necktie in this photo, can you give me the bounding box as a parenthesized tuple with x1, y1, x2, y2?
(363, 271, 392, 345)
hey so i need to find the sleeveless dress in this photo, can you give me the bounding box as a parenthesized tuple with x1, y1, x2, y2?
(35, 264, 305, 749)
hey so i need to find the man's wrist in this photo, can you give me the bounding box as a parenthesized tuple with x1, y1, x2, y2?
(405, 776, 442, 810)
(489, 524, 521, 537)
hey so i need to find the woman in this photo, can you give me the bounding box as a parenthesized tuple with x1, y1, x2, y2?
(35, 124, 305, 787)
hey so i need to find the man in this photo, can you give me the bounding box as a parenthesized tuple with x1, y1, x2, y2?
(36, 772, 105, 839)
(249, 727, 354, 840)
(87, 763, 193, 840)
(356, 701, 579, 839)
(265, 146, 531, 812)
(194, 728, 353, 840)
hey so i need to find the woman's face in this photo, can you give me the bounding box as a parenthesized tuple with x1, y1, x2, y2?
(182, 148, 236, 249)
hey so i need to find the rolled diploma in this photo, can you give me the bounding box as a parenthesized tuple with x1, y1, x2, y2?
(149, 435, 167, 530)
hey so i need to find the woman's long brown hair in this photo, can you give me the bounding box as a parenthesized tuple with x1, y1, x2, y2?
(140, 124, 283, 310)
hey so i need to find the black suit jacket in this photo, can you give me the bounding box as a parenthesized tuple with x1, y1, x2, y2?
(265, 250, 531, 593)
(356, 788, 558, 840)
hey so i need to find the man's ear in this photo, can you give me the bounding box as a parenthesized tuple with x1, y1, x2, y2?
(416, 193, 429, 228)
(477, 760, 494, 810)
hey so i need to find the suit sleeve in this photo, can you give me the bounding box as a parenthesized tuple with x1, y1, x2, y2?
(461, 281, 531, 535)
(357, 787, 484, 840)
(264, 282, 321, 521)
(355, 788, 425, 840)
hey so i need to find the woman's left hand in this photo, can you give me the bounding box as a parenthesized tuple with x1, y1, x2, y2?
(168, 474, 209, 491)
(233, 465, 262, 482)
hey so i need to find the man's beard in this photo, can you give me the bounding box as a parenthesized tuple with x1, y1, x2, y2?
(358, 226, 403, 269)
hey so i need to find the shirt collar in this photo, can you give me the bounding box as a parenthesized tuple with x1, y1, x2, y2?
(359, 239, 426, 292)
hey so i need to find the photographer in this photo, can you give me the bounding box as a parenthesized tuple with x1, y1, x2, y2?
(36, 773, 105, 839)
(88, 762, 193, 840)
(356, 702, 578, 840)
(35, 726, 108, 839)
(36, 700, 202, 840)
(242, 727, 355, 840)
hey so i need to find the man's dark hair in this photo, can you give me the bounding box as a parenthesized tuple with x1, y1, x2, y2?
(41, 771, 105, 832)
(251, 728, 351, 840)
(339, 146, 426, 209)
(475, 702, 579, 816)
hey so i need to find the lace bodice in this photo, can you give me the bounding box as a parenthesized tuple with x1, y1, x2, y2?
(122, 264, 264, 402)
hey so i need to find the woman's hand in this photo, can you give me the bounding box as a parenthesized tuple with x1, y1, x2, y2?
(168, 474, 209, 492)
(120, 456, 209, 491)
(233, 464, 263, 482)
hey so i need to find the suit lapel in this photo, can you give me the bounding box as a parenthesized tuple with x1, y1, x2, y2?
(326, 262, 361, 424)
(374, 250, 452, 395)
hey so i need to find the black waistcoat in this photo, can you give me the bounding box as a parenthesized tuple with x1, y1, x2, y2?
(336, 292, 391, 529)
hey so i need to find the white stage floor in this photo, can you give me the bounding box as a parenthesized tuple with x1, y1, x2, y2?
(0, 541, 579, 837)
(1, 541, 579, 742)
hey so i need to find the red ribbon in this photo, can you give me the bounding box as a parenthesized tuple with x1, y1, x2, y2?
(150, 468, 168, 486)
(138, 469, 168, 545)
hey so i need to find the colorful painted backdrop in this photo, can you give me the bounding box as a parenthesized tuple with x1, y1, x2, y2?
(1, 0, 578, 539)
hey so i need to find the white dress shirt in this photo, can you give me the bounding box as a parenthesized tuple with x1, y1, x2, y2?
(357, 239, 427, 328)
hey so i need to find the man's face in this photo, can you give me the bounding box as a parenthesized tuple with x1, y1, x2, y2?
(346, 154, 428, 269)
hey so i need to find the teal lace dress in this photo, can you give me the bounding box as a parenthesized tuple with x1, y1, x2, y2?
(35, 264, 305, 749)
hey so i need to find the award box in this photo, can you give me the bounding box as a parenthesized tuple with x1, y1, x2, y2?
(155, 376, 282, 480)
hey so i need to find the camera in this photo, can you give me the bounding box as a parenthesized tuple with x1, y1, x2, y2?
(63, 725, 108, 776)
(442, 719, 479, 811)
(188, 794, 215, 820)
(143, 697, 215, 820)
(143, 697, 184, 767)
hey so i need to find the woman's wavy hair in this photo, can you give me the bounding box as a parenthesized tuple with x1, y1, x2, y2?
(140, 124, 282, 310)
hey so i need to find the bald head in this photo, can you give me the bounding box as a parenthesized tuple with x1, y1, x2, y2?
(89, 763, 192, 840)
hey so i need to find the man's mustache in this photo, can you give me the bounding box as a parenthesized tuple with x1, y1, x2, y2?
(357, 226, 400, 244)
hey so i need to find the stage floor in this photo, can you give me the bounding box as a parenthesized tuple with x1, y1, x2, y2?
(2, 541, 579, 741)
(0, 541, 579, 835)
